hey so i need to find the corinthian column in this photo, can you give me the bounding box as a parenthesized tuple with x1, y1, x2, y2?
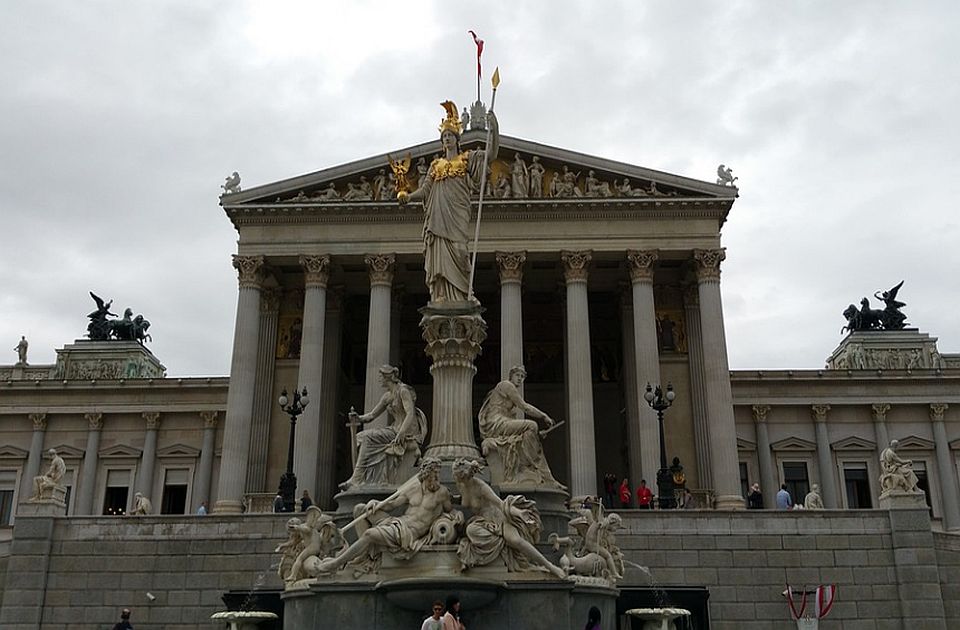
(693, 248, 743, 509)
(194, 411, 218, 509)
(496, 251, 526, 380)
(561, 250, 598, 497)
(317, 288, 344, 508)
(214, 255, 265, 514)
(930, 404, 960, 530)
(684, 285, 712, 490)
(76, 412, 103, 515)
(872, 403, 891, 462)
(20, 413, 48, 500)
(811, 404, 838, 508)
(619, 286, 640, 499)
(752, 405, 776, 509)
(627, 249, 662, 486)
(135, 412, 160, 498)
(246, 287, 281, 493)
(294, 255, 331, 497)
(364, 254, 395, 423)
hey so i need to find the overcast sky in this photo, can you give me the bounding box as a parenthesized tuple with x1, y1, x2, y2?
(2, 1, 958, 376)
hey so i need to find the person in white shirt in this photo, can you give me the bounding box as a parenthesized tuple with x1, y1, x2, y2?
(420, 601, 444, 630)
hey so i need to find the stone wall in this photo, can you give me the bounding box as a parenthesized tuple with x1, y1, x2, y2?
(1, 509, 957, 629)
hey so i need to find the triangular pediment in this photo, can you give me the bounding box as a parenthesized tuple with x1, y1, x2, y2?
(49, 444, 85, 459)
(0, 445, 29, 459)
(157, 443, 200, 458)
(99, 444, 143, 458)
(221, 132, 737, 209)
(895, 435, 935, 450)
(770, 437, 817, 452)
(831, 436, 877, 451)
(737, 437, 756, 451)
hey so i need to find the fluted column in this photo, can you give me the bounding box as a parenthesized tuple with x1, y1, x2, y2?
(684, 285, 712, 489)
(246, 287, 281, 493)
(752, 405, 776, 509)
(872, 403, 891, 463)
(693, 248, 743, 509)
(930, 404, 960, 530)
(561, 250, 598, 497)
(364, 254, 395, 423)
(194, 411, 218, 510)
(76, 412, 103, 515)
(811, 404, 839, 508)
(497, 251, 526, 380)
(619, 286, 641, 497)
(214, 255, 265, 514)
(20, 413, 48, 500)
(317, 288, 344, 509)
(135, 412, 160, 499)
(627, 249, 662, 486)
(294, 255, 331, 497)
(390, 284, 404, 366)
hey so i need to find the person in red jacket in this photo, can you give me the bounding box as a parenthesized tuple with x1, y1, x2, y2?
(618, 477, 632, 508)
(636, 479, 653, 509)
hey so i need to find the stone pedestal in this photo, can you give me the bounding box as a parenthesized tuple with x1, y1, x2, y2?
(18, 493, 67, 517)
(53, 340, 166, 380)
(420, 301, 486, 462)
(827, 329, 942, 370)
(878, 490, 927, 509)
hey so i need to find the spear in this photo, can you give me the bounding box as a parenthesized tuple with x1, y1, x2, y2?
(468, 66, 500, 300)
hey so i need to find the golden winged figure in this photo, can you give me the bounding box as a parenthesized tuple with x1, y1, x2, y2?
(386, 153, 412, 200)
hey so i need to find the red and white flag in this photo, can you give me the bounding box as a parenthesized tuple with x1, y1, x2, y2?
(785, 585, 807, 620)
(468, 30, 484, 78)
(816, 585, 836, 618)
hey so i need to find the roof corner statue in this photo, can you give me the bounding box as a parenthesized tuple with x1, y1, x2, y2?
(86, 292, 153, 344)
(842, 281, 909, 334)
(397, 99, 499, 304)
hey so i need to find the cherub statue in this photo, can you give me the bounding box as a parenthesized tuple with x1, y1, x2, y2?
(222, 171, 242, 195)
(549, 496, 623, 582)
(283, 506, 348, 583)
(275, 517, 306, 581)
(716, 164, 737, 187)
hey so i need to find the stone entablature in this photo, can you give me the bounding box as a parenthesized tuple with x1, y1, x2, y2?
(827, 329, 945, 371)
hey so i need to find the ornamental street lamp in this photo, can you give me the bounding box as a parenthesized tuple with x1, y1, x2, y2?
(278, 387, 309, 513)
(644, 382, 676, 509)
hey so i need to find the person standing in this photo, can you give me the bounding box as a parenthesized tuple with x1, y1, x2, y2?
(584, 605, 602, 630)
(747, 483, 763, 509)
(603, 473, 617, 508)
(636, 479, 653, 510)
(112, 608, 133, 630)
(273, 493, 284, 513)
(196, 501, 208, 515)
(776, 484, 793, 510)
(618, 478, 631, 508)
(442, 595, 465, 630)
(421, 600, 444, 630)
(300, 490, 313, 511)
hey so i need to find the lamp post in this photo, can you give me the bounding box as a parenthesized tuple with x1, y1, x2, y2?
(278, 387, 309, 513)
(644, 382, 676, 509)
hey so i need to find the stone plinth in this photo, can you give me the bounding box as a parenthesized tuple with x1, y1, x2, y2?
(827, 329, 942, 371)
(420, 301, 486, 461)
(879, 489, 928, 509)
(53, 340, 166, 380)
(18, 494, 67, 517)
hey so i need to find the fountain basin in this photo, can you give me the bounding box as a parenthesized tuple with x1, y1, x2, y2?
(210, 610, 278, 630)
(625, 607, 691, 630)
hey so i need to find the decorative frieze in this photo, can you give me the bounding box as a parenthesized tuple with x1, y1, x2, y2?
(495, 251, 526, 284)
(364, 253, 396, 287)
(299, 255, 331, 288)
(232, 255, 266, 289)
(692, 248, 725, 281)
(561, 250, 592, 283)
(626, 249, 659, 282)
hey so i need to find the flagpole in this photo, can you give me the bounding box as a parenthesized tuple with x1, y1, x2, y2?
(468, 68, 499, 300)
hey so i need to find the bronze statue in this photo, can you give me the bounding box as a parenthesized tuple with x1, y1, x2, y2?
(85, 293, 152, 344)
(842, 282, 909, 334)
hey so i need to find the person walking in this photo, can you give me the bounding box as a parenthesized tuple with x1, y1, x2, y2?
(776, 484, 793, 510)
(442, 595, 465, 630)
(584, 605, 602, 630)
(112, 608, 133, 630)
(618, 477, 632, 508)
(421, 600, 445, 630)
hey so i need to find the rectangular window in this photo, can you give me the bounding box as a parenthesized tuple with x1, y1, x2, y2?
(843, 464, 872, 509)
(0, 470, 16, 526)
(160, 468, 189, 515)
(739, 462, 749, 498)
(783, 461, 809, 505)
(914, 461, 933, 515)
(103, 469, 130, 516)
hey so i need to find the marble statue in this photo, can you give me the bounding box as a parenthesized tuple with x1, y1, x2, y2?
(317, 183, 340, 201)
(275, 516, 306, 581)
(616, 178, 647, 197)
(131, 492, 152, 515)
(340, 365, 427, 489)
(478, 365, 562, 487)
(716, 164, 737, 187)
(511, 153, 528, 198)
(556, 165, 582, 197)
(14, 336, 28, 365)
(493, 171, 511, 198)
(528, 156, 544, 198)
(372, 169, 387, 201)
(416, 156, 428, 189)
(549, 501, 624, 582)
(584, 170, 612, 197)
(222, 171, 241, 195)
(399, 100, 499, 303)
(460, 106, 470, 130)
(32, 448, 66, 500)
(547, 171, 560, 197)
(453, 459, 566, 579)
(880, 439, 921, 494)
(803, 484, 825, 510)
(280, 507, 348, 583)
(317, 458, 454, 574)
(342, 182, 363, 201)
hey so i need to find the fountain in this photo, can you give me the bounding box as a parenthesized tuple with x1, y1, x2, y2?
(625, 607, 692, 630)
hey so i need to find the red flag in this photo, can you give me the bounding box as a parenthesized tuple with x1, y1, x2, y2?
(468, 30, 484, 78)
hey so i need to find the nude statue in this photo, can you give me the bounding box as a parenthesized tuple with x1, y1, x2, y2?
(453, 459, 566, 579)
(317, 458, 453, 573)
(32, 448, 66, 500)
(284, 506, 347, 582)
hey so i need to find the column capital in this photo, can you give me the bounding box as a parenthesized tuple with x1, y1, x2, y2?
(811, 404, 831, 423)
(626, 249, 659, 283)
(364, 253, 396, 287)
(232, 255, 266, 289)
(751, 404, 771, 424)
(561, 250, 592, 283)
(200, 410, 219, 429)
(142, 411, 161, 430)
(85, 412, 103, 430)
(693, 248, 726, 281)
(29, 412, 47, 431)
(930, 403, 949, 422)
(495, 251, 527, 284)
(871, 402, 891, 423)
(299, 254, 332, 288)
